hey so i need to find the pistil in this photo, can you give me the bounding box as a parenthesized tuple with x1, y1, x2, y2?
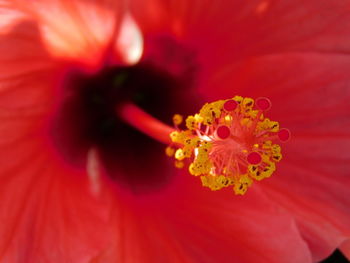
(116, 97, 290, 196)
(166, 96, 291, 195)
(117, 102, 175, 144)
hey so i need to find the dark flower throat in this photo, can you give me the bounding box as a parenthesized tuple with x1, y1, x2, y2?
(51, 61, 199, 193)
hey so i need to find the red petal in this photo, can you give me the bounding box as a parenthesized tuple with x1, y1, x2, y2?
(265, 103, 350, 261)
(261, 157, 350, 262)
(0, 139, 112, 262)
(207, 53, 350, 139)
(0, 16, 60, 146)
(0, 9, 114, 261)
(129, 0, 350, 53)
(129, 0, 350, 95)
(92, 173, 312, 263)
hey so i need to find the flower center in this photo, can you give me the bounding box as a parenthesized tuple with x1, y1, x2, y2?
(167, 96, 290, 195)
(51, 61, 199, 193)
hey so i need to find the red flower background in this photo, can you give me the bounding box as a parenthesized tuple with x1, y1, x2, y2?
(0, 0, 349, 262)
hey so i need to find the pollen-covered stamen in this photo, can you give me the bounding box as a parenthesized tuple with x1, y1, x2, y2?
(167, 96, 290, 195)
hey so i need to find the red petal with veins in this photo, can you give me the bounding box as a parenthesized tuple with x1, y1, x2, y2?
(129, 0, 350, 95)
(91, 173, 312, 263)
(0, 140, 111, 263)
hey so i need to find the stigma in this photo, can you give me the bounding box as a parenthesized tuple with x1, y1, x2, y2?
(166, 96, 290, 195)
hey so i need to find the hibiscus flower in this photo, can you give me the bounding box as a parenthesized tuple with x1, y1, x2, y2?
(0, 0, 349, 263)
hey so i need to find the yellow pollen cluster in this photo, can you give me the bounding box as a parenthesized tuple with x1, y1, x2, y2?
(166, 96, 289, 195)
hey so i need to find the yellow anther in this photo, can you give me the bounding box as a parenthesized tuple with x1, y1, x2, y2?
(189, 163, 199, 176)
(175, 149, 185, 161)
(224, 115, 232, 122)
(183, 137, 200, 147)
(165, 146, 175, 157)
(272, 153, 282, 162)
(248, 154, 276, 180)
(257, 118, 279, 132)
(195, 154, 208, 163)
(261, 161, 275, 178)
(233, 175, 252, 195)
(261, 142, 282, 162)
(216, 175, 234, 187)
(190, 159, 212, 175)
(173, 114, 183, 126)
(245, 109, 259, 118)
(195, 114, 203, 122)
(248, 165, 259, 179)
(174, 160, 184, 169)
(200, 176, 214, 189)
(191, 137, 201, 147)
(170, 130, 190, 144)
(248, 163, 275, 181)
(240, 118, 252, 127)
(199, 101, 224, 125)
(200, 141, 213, 150)
(182, 146, 193, 158)
(185, 114, 203, 130)
(184, 138, 192, 146)
(190, 163, 202, 176)
(200, 175, 232, 191)
(269, 122, 279, 132)
(271, 144, 281, 153)
(197, 145, 211, 156)
(170, 131, 180, 142)
(233, 95, 243, 103)
(263, 140, 273, 148)
(186, 115, 197, 130)
(242, 97, 254, 108)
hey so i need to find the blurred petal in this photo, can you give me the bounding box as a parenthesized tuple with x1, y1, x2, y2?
(0, 0, 28, 33)
(0, 139, 111, 262)
(130, 0, 350, 55)
(5, 0, 125, 66)
(116, 14, 144, 65)
(0, 18, 58, 147)
(205, 53, 350, 133)
(0, 6, 113, 261)
(129, 0, 350, 95)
